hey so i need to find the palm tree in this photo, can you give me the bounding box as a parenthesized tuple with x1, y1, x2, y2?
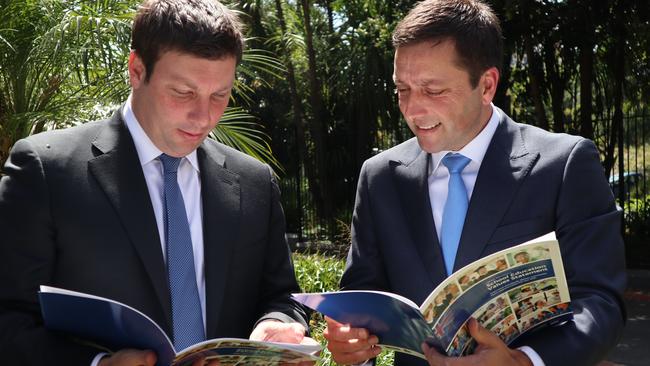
(0, 0, 281, 171)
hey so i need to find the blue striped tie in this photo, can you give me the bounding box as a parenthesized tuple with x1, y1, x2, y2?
(159, 154, 205, 350)
(441, 153, 471, 276)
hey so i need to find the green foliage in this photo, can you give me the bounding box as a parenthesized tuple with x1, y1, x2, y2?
(292, 253, 395, 366)
(293, 252, 345, 293)
(210, 107, 282, 173)
(0, 0, 287, 171)
(624, 196, 650, 268)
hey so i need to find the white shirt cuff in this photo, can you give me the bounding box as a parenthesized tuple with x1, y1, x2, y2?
(90, 352, 109, 366)
(517, 346, 545, 366)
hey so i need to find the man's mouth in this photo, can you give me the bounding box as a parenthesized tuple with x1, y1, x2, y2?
(416, 122, 441, 130)
(179, 129, 204, 140)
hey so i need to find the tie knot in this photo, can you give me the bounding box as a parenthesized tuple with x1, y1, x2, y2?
(442, 153, 471, 174)
(159, 154, 182, 173)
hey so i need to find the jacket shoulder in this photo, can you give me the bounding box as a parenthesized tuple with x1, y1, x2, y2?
(362, 137, 422, 172)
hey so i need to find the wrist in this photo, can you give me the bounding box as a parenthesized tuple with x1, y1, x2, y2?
(511, 349, 533, 366)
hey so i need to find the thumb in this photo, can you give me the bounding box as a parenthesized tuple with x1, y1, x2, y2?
(467, 318, 503, 349)
(144, 350, 158, 366)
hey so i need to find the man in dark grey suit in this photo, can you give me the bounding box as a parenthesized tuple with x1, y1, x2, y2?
(0, 1, 310, 365)
(324, 1, 626, 366)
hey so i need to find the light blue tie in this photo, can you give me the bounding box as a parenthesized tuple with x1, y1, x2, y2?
(440, 153, 471, 276)
(159, 154, 205, 350)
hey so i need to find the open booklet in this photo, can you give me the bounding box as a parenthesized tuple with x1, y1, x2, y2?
(39, 286, 321, 366)
(292, 232, 572, 359)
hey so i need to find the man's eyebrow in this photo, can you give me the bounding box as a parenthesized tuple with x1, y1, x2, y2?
(392, 78, 446, 86)
(166, 73, 198, 89)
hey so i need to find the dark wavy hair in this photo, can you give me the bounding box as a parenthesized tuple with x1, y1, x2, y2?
(131, 0, 244, 82)
(393, 0, 503, 87)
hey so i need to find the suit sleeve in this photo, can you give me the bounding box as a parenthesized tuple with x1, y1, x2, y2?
(513, 139, 626, 366)
(340, 161, 390, 291)
(0, 139, 100, 364)
(254, 165, 309, 329)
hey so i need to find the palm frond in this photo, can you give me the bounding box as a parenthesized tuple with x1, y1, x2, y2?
(210, 107, 283, 173)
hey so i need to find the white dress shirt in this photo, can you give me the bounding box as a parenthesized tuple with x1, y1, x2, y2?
(122, 95, 207, 326)
(427, 104, 545, 366)
(428, 105, 500, 243)
(91, 96, 206, 366)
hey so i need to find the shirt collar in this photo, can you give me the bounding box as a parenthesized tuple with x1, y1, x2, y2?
(122, 94, 200, 171)
(430, 103, 501, 174)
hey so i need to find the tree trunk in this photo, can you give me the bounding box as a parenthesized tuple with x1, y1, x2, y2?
(299, 0, 333, 222)
(273, 0, 320, 225)
(605, 3, 626, 181)
(578, 2, 595, 139)
(320, 0, 334, 34)
(274, 0, 306, 164)
(494, 42, 513, 116)
(543, 40, 567, 133)
(524, 37, 549, 130)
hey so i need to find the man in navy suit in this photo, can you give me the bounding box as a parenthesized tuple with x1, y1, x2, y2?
(0, 1, 310, 365)
(323, 1, 626, 365)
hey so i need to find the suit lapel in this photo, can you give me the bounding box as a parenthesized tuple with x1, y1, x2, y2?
(197, 143, 241, 338)
(393, 145, 448, 287)
(88, 111, 172, 333)
(453, 114, 540, 270)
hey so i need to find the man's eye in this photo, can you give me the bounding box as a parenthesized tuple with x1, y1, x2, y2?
(173, 89, 192, 97)
(395, 88, 408, 94)
(426, 89, 443, 96)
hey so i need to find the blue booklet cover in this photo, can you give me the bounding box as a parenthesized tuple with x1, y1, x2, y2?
(293, 291, 434, 358)
(39, 286, 320, 366)
(293, 232, 573, 358)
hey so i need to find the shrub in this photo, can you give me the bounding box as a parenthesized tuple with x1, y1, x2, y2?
(624, 197, 650, 268)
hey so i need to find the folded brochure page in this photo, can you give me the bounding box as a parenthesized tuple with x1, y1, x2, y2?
(39, 286, 321, 366)
(292, 232, 572, 359)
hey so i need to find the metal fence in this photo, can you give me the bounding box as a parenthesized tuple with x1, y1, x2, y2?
(277, 110, 650, 267)
(609, 109, 650, 268)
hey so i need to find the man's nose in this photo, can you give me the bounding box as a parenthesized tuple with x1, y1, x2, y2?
(190, 98, 214, 128)
(401, 92, 427, 119)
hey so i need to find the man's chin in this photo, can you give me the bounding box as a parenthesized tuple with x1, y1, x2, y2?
(416, 136, 444, 154)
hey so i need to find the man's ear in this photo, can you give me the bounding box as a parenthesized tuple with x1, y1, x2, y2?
(128, 51, 146, 89)
(480, 67, 500, 105)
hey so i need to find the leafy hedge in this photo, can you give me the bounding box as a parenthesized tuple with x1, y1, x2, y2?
(624, 197, 650, 268)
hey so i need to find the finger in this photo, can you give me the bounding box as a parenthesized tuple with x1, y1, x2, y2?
(324, 316, 341, 327)
(326, 334, 379, 354)
(323, 321, 370, 342)
(283, 322, 308, 341)
(206, 360, 220, 366)
(422, 342, 446, 366)
(99, 349, 158, 366)
(252, 321, 306, 343)
(191, 356, 206, 366)
(330, 345, 383, 365)
(467, 318, 503, 350)
(266, 329, 304, 343)
(299, 336, 320, 346)
(144, 350, 157, 366)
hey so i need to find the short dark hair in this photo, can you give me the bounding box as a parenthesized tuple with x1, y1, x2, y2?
(131, 0, 244, 82)
(392, 0, 503, 87)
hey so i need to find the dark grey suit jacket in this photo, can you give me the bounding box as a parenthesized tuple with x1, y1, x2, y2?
(0, 110, 307, 364)
(341, 109, 626, 366)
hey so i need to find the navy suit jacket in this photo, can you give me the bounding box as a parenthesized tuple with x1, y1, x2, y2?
(0, 110, 307, 364)
(341, 109, 626, 366)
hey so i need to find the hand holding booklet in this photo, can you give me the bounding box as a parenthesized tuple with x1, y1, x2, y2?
(292, 232, 572, 359)
(38, 286, 321, 366)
